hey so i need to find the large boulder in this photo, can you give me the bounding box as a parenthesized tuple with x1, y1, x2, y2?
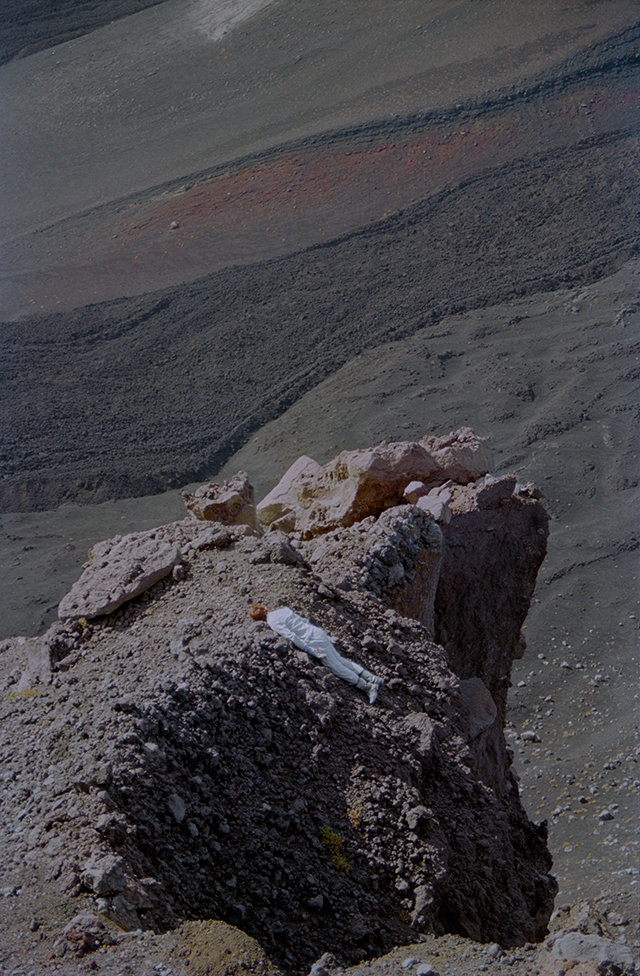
(254, 456, 321, 529)
(420, 426, 494, 484)
(257, 429, 492, 537)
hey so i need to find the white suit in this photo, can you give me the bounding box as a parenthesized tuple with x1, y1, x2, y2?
(266, 607, 383, 703)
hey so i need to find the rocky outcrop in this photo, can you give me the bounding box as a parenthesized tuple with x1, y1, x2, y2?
(257, 428, 492, 537)
(2, 431, 560, 974)
(3, 564, 557, 972)
(302, 505, 444, 636)
(297, 472, 549, 796)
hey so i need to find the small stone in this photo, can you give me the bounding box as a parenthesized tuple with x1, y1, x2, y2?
(62, 911, 105, 954)
(522, 731, 541, 742)
(417, 965, 436, 976)
(167, 793, 186, 823)
(308, 952, 341, 975)
(598, 809, 614, 821)
(607, 912, 629, 925)
(81, 855, 126, 896)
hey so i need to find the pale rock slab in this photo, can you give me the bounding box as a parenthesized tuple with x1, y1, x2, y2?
(58, 518, 252, 620)
(16, 637, 48, 691)
(416, 484, 453, 523)
(256, 455, 321, 526)
(551, 933, 635, 968)
(402, 480, 429, 503)
(59, 531, 182, 620)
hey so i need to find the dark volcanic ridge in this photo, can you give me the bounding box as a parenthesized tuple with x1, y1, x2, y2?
(0, 0, 168, 66)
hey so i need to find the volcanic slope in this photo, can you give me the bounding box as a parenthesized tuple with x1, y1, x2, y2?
(1, 123, 639, 512)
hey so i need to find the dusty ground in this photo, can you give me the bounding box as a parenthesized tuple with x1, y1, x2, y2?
(0, 0, 639, 972)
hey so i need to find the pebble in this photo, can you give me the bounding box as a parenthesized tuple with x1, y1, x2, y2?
(167, 793, 186, 823)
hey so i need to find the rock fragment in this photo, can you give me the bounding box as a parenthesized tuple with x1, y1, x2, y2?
(459, 677, 498, 739)
(58, 517, 252, 620)
(81, 855, 126, 896)
(182, 472, 259, 531)
(58, 530, 181, 620)
(551, 932, 635, 969)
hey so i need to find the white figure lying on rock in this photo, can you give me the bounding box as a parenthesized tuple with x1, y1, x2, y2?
(250, 604, 384, 704)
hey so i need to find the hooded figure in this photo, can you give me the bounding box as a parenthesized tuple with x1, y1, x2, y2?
(250, 604, 383, 704)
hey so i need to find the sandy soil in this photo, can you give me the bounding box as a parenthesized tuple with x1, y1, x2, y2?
(0, 0, 639, 963)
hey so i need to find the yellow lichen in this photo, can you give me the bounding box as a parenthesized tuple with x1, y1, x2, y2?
(347, 802, 364, 828)
(321, 826, 350, 872)
(8, 689, 41, 702)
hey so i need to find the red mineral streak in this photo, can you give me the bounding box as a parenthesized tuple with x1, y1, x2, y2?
(2, 80, 638, 320)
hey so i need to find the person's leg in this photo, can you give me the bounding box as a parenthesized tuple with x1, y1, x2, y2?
(317, 635, 383, 703)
